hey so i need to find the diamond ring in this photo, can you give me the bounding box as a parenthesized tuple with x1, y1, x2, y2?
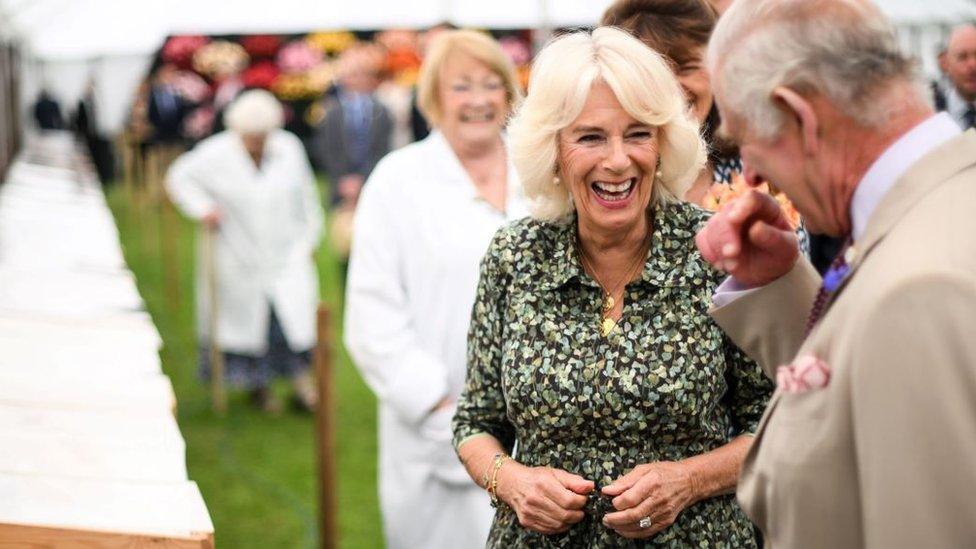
(638, 516, 652, 529)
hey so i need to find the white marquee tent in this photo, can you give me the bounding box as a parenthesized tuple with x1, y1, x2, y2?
(2, 0, 976, 137)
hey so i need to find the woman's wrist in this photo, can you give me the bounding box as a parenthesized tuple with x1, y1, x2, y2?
(679, 459, 707, 505)
(494, 459, 526, 505)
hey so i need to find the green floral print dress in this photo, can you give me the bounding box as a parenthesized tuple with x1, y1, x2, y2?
(453, 200, 774, 548)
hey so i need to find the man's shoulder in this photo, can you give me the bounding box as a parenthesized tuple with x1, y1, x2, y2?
(848, 173, 976, 304)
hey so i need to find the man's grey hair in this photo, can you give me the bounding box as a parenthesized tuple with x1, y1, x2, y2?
(707, 0, 922, 139)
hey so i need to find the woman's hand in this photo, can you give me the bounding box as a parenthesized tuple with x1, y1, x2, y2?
(496, 462, 594, 535)
(601, 461, 700, 539)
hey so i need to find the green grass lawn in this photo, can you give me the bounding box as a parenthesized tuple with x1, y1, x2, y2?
(106, 185, 383, 549)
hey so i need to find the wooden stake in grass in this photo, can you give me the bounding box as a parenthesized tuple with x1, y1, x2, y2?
(161, 196, 181, 308)
(203, 225, 227, 415)
(314, 305, 337, 549)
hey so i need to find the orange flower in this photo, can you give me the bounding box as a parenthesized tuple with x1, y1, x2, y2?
(701, 172, 802, 229)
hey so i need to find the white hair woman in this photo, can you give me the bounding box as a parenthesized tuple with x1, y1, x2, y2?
(452, 27, 773, 546)
(166, 89, 324, 413)
(343, 30, 527, 549)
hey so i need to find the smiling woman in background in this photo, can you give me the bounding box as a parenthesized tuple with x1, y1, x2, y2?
(452, 27, 772, 547)
(343, 30, 527, 549)
(603, 0, 809, 254)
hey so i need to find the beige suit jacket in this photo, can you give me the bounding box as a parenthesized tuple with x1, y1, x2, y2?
(711, 131, 976, 548)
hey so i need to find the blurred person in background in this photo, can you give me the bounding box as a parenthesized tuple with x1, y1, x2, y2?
(602, 0, 810, 257)
(343, 29, 526, 549)
(166, 90, 324, 413)
(311, 43, 393, 209)
(148, 64, 189, 145)
(33, 88, 64, 131)
(73, 78, 115, 185)
(453, 27, 771, 547)
(932, 24, 976, 129)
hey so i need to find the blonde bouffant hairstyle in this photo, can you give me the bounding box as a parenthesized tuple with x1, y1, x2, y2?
(508, 27, 706, 224)
(416, 29, 523, 127)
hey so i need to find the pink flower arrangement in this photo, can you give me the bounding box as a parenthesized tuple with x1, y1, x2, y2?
(277, 41, 324, 74)
(162, 35, 209, 69)
(241, 61, 281, 90)
(499, 36, 531, 67)
(240, 35, 282, 59)
(172, 71, 212, 103)
(182, 106, 215, 140)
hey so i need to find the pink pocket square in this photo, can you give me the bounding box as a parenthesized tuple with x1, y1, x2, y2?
(776, 355, 831, 394)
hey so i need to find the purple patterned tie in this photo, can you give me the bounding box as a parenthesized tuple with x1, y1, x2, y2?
(805, 238, 853, 337)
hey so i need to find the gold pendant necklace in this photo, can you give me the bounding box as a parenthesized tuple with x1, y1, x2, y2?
(600, 294, 616, 337)
(578, 233, 650, 338)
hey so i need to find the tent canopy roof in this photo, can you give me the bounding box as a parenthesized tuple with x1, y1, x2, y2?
(1, 0, 616, 61)
(6, 0, 975, 61)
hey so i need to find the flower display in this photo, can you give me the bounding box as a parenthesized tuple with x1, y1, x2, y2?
(517, 65, 531, 93)
(701, 172, 802, 229)
(241, 61, 281, 89)
(384, 47, 422, 76)
(143, 27, 548, 143)
(374, 29, 417, 51)
(392, 67, 419, 87)
(193, 41, 250, 79)
(273, 73, 327, 101)
(277, 41, 325, 74)
(499, 35, 531, 67)
(306, 62, 336, 90)
(172, 70, 212, 103)
(306, 31, 358, 54)
(182, 105, 216, 140)
(240, 35, 282, 59)
(162, 35, 209, 69)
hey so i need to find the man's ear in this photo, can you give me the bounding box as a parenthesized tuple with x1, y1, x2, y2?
(772, 86, 819, 158)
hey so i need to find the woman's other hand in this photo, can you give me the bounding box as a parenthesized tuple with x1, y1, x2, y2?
(496, 463, 594, 535)
(601, 461, 699, 539)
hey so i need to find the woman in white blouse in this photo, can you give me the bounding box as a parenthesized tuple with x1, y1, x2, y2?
(344, 30, 527, 549)
(166, 90, 324, 413)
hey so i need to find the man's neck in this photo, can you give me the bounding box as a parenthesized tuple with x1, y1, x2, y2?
(835, 97, 933, 229)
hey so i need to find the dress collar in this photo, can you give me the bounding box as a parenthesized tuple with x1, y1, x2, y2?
(543, 201, 702, 291)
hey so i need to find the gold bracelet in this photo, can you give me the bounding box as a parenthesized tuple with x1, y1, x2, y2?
(487, 453, 510, 508)
(480, 453, 499, 490)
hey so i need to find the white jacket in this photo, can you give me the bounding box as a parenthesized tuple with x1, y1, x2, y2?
(344, 131, 527, 548)
(166, 130, 323, 354)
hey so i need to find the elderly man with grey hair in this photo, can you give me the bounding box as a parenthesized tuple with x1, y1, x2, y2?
(696, 0, 976, 547)
(167, 90, 324, 413)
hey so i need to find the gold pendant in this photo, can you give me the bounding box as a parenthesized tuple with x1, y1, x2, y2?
(603, 294, 615, 313)
(601, 317, 616, 337)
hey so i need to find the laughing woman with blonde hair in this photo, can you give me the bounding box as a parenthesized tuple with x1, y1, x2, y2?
(452, 27, 772, 547)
